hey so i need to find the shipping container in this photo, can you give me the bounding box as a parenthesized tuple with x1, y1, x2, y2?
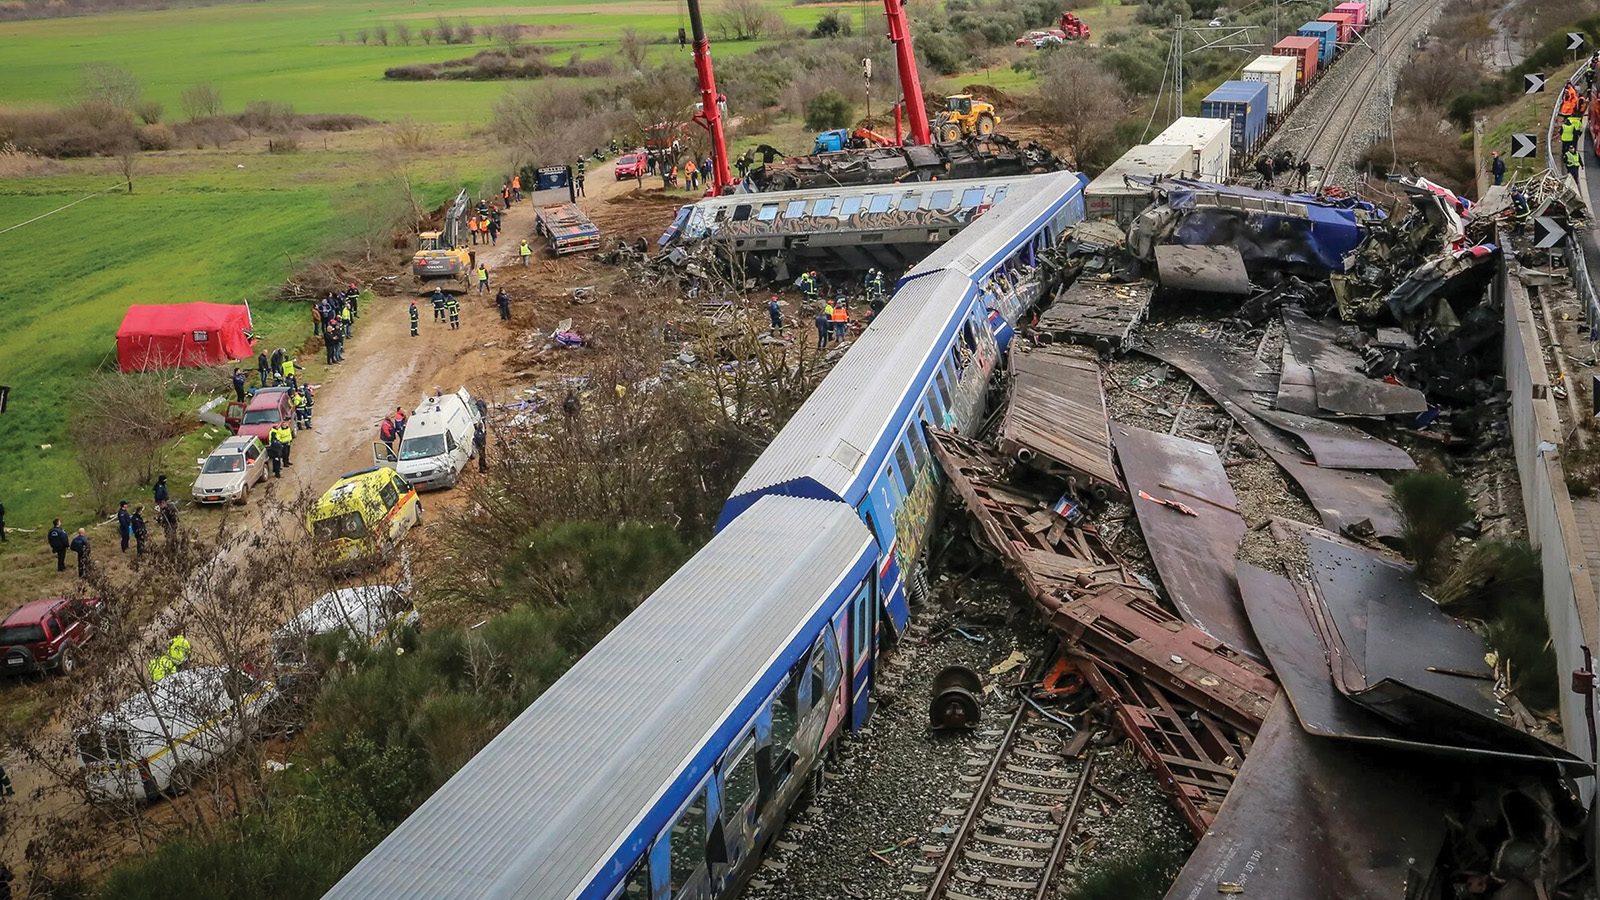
(1085, 144, 1192, 226)
(1151, 116, 1232, 182)
(1242, 55, 1298, 115)
(1366, 0, 1388, 21)
(1273, 36, 1321, 84)
(1200, 80, 1269, 153)
(1334, 2, 1367, 30)
(1297, 21, 1339, 64)
(1318, 11, 1355, 44)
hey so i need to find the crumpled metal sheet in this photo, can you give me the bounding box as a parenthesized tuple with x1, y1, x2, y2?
(1282, 308, 1428, 417)
(1112, 423, 1263, 662)
(1163, 695, 1453, 900)
(1154, 244, 1252, 294)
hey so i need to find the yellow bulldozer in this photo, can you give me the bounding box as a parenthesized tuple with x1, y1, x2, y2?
(936, 95, 1000, 142)
(411, 189, 473, 294)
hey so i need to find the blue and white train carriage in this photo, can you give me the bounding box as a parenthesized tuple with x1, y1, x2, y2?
(320, 169, 1086, 900)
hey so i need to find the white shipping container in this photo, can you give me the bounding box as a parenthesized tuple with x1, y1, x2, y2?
(1242, 55, 1297, 115)
(1085, 143, 1192, 226)
(1150, 117, 1231, 182)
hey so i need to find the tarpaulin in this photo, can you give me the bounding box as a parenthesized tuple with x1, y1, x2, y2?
(115, 302, 255, 373)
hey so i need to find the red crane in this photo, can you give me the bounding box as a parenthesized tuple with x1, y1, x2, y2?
(684, 0, 732, 194)
(882, 0, 932, 145)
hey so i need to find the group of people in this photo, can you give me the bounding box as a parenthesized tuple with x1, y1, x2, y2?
(1558, 80, 1586, 184)
(47, 474, 182, 576)
(473, 199, 505, 246)
(147, 631, 192, 682)
(1254, 151, 1313, 190)
(378, 407, 410, 453)
(314, 287, 359, 365)
(256, 346, 300, 392)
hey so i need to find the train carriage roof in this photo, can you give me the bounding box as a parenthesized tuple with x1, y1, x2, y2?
(902, 170, 1086, 284)
(322, 495, 875, 900)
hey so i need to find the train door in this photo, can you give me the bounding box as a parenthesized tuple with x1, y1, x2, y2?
(718, 728, 761, 881)
(656, 776, 719, 900)
(848, 579, 876, 728)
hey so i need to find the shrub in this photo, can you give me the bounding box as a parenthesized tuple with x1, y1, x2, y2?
(803, 87, 853, 130)
(136, 123, 173, 150)
(268, 135, 301, 153)
(1391, 471, 1475, 582)
(133, 99, 163, 124)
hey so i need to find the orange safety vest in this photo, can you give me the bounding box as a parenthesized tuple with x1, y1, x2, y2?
(831, 305, 848, 322)
(512, 176, 521, 190)
(686, 160, 697, 173)
(469, 217, 479, 233)
(1562, 85, 1580, 115)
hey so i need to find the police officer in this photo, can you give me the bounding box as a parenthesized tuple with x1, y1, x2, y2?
(1566, 144, 1582, 184)
(130, 505, 147, 555)
(117, 500, 132, 552)
(268, 429, 286, 478)
(291, 388, 308, 430)
(815, 310, 831, 350)
(496, 288, 512, 321)
(270, 422, 294, 468)
(474, 421, 487, 473)
(409, 300, 420, 337)
(231, 367, 247, 402)
(69, 528, 90, 579)
(47, 518, 69, 571)
(153, 474, 169, 505)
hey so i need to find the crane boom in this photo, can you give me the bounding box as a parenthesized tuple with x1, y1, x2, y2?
(684, 0, 732, 194)
(882, 0, 931, 145)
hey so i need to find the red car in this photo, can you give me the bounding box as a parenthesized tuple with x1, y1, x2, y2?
(615, 151, 647, 180)
(236, 387, 295, 441)
(1, 597, 101, 677)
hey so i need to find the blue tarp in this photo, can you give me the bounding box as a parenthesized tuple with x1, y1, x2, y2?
(1158, 178, 1373, 274)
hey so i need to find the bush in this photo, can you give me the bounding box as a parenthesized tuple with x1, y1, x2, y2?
(0, 104, 137, 157)
(136, 123, 173, 150)
(803, 87, 853, 130)
(133, 99, 163, 125)
(1392, 471, 1475, 582)
(268, 135, 301, 153)
(240, 100, 295, 134)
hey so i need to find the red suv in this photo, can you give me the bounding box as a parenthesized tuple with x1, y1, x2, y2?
(615, 151, 646, 179)
(1, 598, 100, 677)
(236, 387, 295, 441)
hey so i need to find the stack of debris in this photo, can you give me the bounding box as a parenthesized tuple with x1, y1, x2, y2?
(930, 333, 1589, 899)
(747, 134, 1063, 193)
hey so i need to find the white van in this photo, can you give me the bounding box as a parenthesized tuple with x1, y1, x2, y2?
(75, 666, 279, 804)
(376, 387, 483, 491)
(271, 585, 419, 678)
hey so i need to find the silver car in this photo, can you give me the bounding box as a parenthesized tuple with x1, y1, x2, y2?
(192, 435, 268, 506)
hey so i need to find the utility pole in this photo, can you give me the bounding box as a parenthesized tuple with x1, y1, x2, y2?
(1174, 15, 1183, 119)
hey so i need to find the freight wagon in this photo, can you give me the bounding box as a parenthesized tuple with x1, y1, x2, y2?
(1318, 11, 1355, 44)
(1273, 36, 1321, 85)
(1297, 21, 1340, 64)
(1151, 117, 1232, 182)
(1334, 2, 1367, 30)
(1200, 80, 1269, 153)
(1085, 143, 1193, 226)
(1242, 55, 1298, 116)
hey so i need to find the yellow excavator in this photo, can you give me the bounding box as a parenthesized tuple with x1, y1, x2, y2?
(411, 189, 472, 294)
(936, 95, 1000, 142)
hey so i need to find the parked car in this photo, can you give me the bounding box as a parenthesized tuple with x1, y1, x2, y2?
(615, 151, 647, 179)
(373, 388, 484, 491)
(235, 387, 294, 441)
(1015, 29, 1063, 46)
(271, 585, 419, 691)
(307, 467, 422, 568)
(76, 665, 279, 804)
(1, 597, 100, 677)
(192, 435, 268, 506)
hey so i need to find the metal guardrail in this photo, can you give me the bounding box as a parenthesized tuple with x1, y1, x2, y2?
(1544, 62, 1600, 331)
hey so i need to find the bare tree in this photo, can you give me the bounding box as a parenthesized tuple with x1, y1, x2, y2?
(1399, 45, 1482, 107)
(435, 16, 455, 44)
(356, 28, 369, 44)
(79, 62, 141, 110)
(497, 20, 523, 51)
(457, 17, 476, 43)
(714, 0, 781, 41)
(375, 23, 389, 45)
(116, 138, 137, 193)
(1033, 48, 1127, 168)
(393, 20, 412, 45)
(492, 83, 612, 165)
(133, 100, 163, 125)
(619, 27, 649, 70)
(622, 64, 697, 147)
(181, 83, 223, 121)
(421, 26, 435, 44)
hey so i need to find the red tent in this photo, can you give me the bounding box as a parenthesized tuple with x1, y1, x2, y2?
(115, 302, 255, 373)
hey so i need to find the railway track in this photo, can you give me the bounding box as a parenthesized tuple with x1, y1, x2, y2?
(914, 700, 1095, 900)
(1295, 0, 1445, 174)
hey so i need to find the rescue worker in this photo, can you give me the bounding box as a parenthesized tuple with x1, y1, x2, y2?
(167, 632, 192, 671)
(576, 156, 586, 182)
(815, 310, 831, 350)
(1567, 144, 1584, 184)
(798, 270, 818, 303)
(380, 416, 397, 453)
(473, 421, 487, 473)
(685, 158, 698, 191)
(866, 268, 886, 304)
(519, 239, 532, 266)
(291, 388, 308, 430)
(1491, 150, 1506, 186)
(575, 171, 585, 198)
(149, 652, 177, 682)
(432, 288, 448, 323)
(48, 518, 68, 571)
(447, 293, 461, 330)
(1561, 82, 1580, 117)
(477, 264, 490, 294)
(394, 407, 409, 437)
(768, 296, 782, 335)
(231, 367, 247, 402)
(1255, 155, 1274, 186)
(1562, 115, 1580, 156)
(270, 422, 294, 468)
(347, 285, 359, 319)
(117, 500, 132, 552)
(512, 174, 522, 202)
(156, 499, 178, 544)
(496, 288, 512, 321)
(130, 505, 147, 555)
(299, 385, 314, 429)
(1510, 188, 1531, 234)
(468, 215, 480, 245)
(406, 300, 418, 337)
(282, 355, 297, 391)
(832, 298, 849, 342)
(268, 429, 286, 478)
(69, 528, 90, 579)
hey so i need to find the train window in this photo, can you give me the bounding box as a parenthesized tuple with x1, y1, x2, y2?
(758, 203, 780, 221)
(928, 386, 946, 427)
(898, 193, 921, 212)
(930, 189, 953, 210)
(840, 196, 864, 216)
(852, 584, 872, 660)
(894, 443, 915, 493)
(960, 187, 986, 209)
(993, 187, 1009, 203)
(809, 635, 828, 702)
(670, 785, 710, 894)
(725, 732, 759, 813)
(962, 321, 977, 353)
(784, 200, 807, 219)
(813, 197, 835, 216)
(771, 675, 798, 751)
(618, 859, 649, 900)
(936, 365, 954, 404)
(868, 194, 892, 213)
(907, 425, 930, 471)
(731, 204, 751, 222)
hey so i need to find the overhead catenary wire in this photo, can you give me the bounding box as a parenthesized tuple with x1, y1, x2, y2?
(0, 183, 123, 236)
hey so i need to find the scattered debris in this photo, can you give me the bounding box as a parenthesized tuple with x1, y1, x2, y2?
(1000, 344, 1124, 500)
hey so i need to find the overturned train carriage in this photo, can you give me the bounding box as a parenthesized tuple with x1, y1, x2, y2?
(321, 169, 1088, 900)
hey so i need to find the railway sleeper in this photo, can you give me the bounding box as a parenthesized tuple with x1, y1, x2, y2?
(980, 813, 1055, 831)
(953, 872, 1039, 890)
(972, 833, 1054, 851)
(989, 795, 1059, 813)
(964, 850, 1048, 869)
(1003, 763, 1073, 779)
(998, 777, 1076, 796)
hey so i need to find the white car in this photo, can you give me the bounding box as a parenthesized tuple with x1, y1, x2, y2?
(271, 585, 419, 678)
(375, 387, 484, 491)
(76, 666, 279, 804)
(192, 435, 268, 506)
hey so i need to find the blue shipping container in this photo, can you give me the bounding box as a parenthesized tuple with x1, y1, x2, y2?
(1200, 80, 1269, 153)
(1296, 21, 1339, 64)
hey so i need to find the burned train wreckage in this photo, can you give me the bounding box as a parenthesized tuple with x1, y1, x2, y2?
(742, 133, 1064, 193)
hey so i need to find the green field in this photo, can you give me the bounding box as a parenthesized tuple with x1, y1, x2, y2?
(0, 0, 818, 123)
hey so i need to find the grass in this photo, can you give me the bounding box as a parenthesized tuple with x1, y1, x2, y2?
(0, 0, 815, 123)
